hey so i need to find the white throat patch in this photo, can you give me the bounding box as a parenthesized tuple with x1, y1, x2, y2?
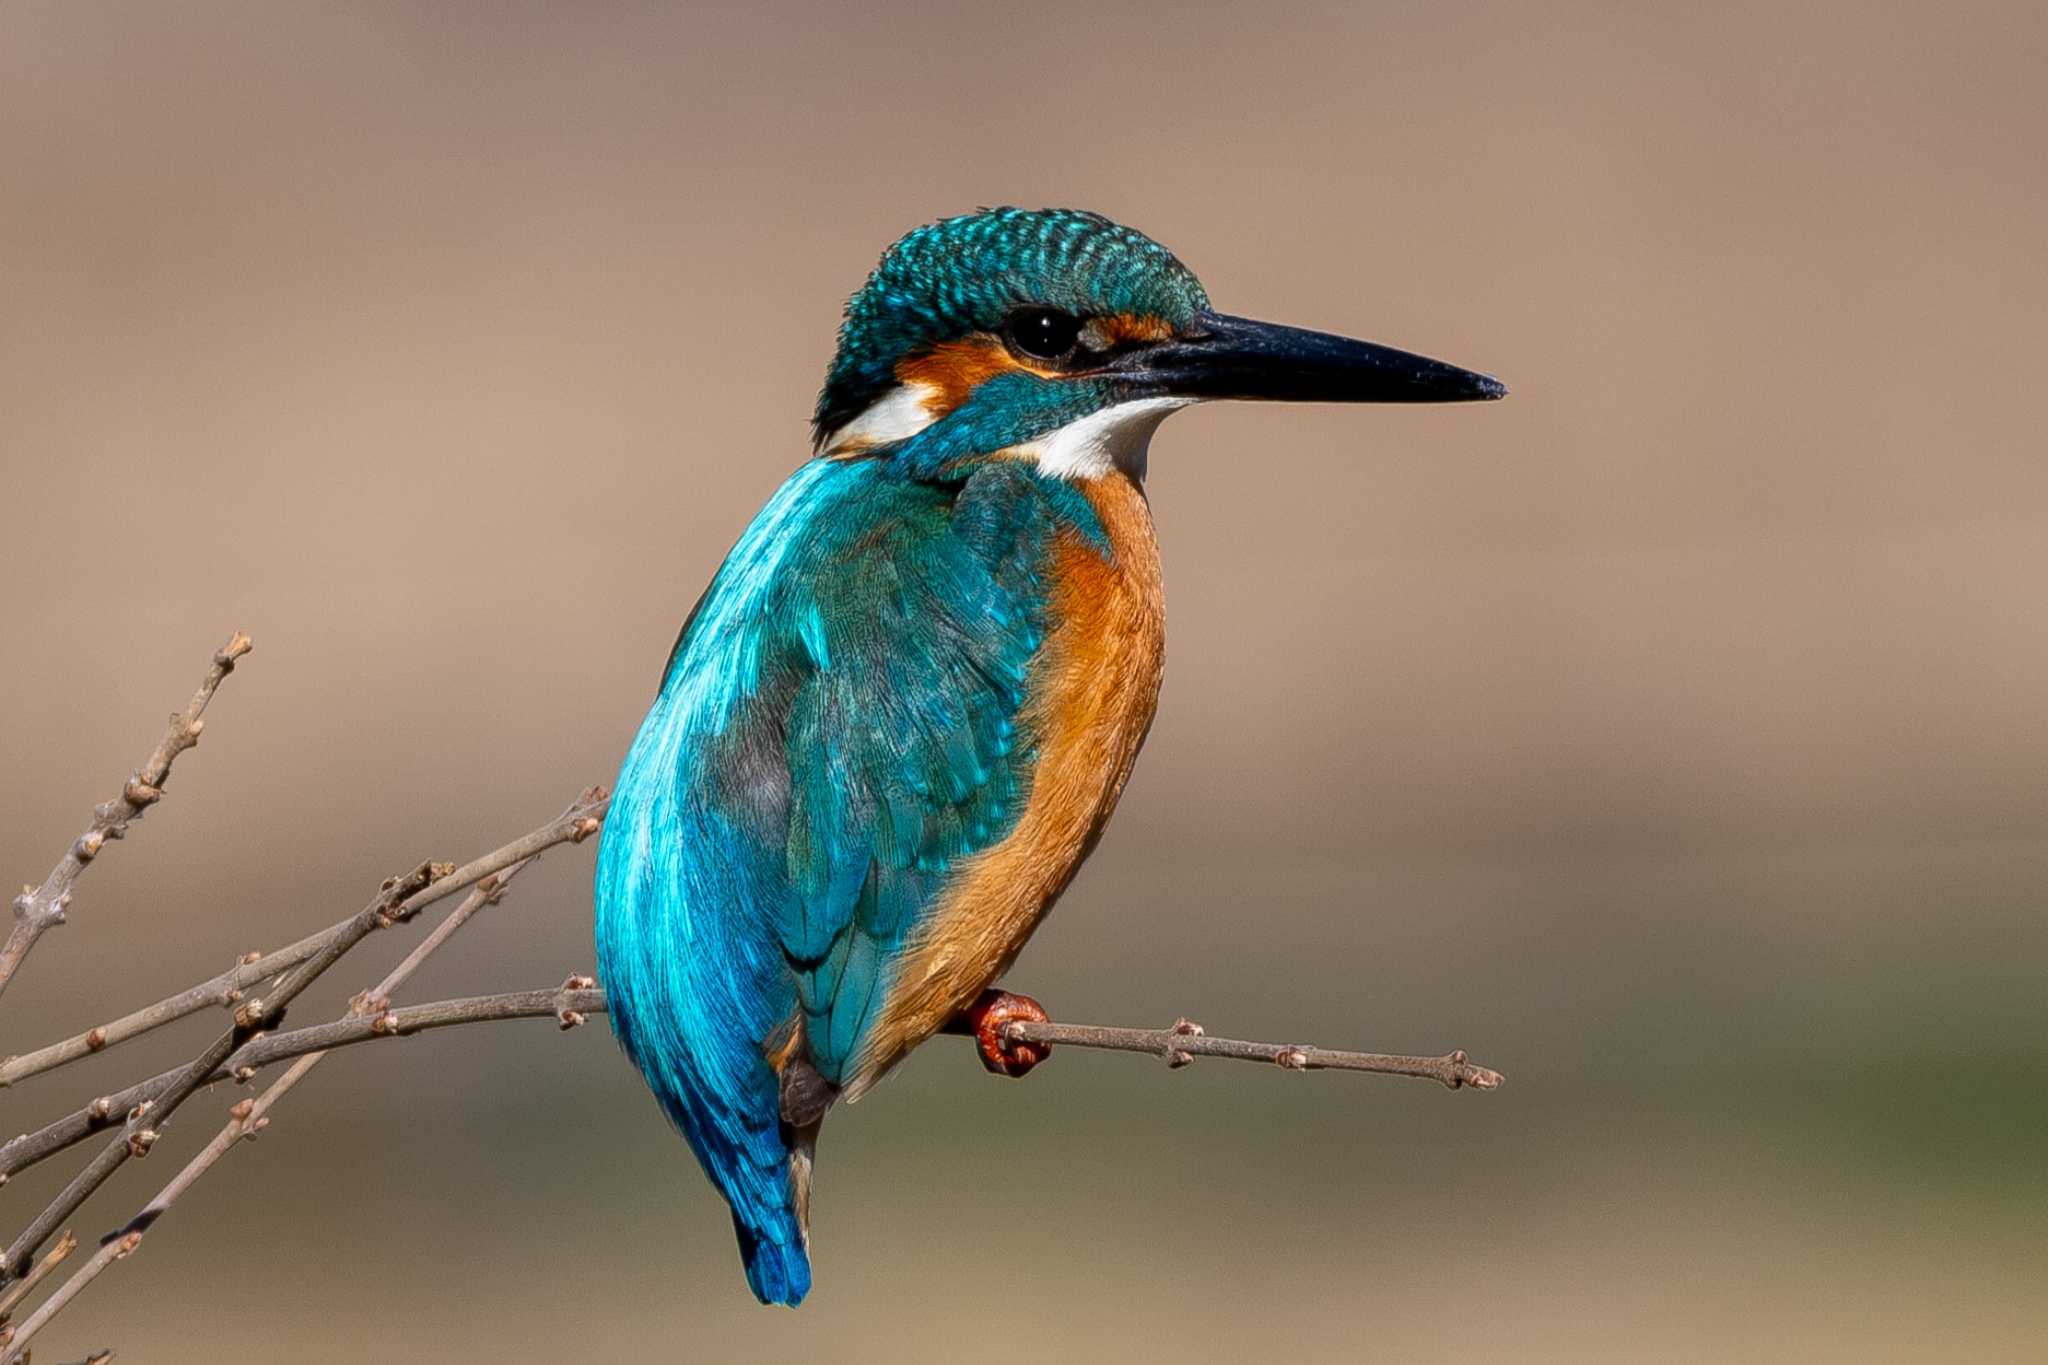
(1019, 397, 1193, 483)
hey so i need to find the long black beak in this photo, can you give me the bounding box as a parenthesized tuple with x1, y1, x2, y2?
(1112, 311, 1506, 404)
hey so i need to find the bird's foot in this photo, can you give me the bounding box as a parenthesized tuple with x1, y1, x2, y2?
(959, 989, 1051, 1079)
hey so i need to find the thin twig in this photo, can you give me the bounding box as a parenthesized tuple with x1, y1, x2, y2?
(0, 633, 252, 1002)
(21, 988, 1499, 1110)
(1, 941, 316, 1090)
(0, 1230, 75, 1329)
(0, 967, 1493, 1194)
(990, 1017, 1505, 1090)
(0, 791, 600, 1091)
(0, 799, 603, 1182)
(0, 792, 608, 1284)
(0, 811, 588, 1364)
(0, 990, 599, 1183)
(172, 985, 604, 1071)
(0, 861, 434, 1289)
(0, 1228, 132, 1365)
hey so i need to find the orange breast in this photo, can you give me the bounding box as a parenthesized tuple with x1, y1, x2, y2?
(844, 470, 1166, 1098)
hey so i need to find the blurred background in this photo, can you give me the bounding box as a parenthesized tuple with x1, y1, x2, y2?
(3, 2, 2045, 1360)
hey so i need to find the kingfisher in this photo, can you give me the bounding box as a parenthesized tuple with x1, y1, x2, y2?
(593, 207, 1503, 1305)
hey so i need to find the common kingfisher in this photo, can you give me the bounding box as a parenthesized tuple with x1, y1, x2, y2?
(593, 207, 1503, 1305)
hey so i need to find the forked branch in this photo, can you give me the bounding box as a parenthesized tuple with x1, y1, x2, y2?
(0, 792, 604, 1365)
(0, 632, 252, 1001)
(0, 793, 609, 1285)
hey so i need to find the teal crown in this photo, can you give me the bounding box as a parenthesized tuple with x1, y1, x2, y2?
(812, 208, 1210, 446)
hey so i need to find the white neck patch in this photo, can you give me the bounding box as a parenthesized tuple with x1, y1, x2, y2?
(819, 384, 1192, 483)
(817, 381, 941, 455)
(1017, 397, 1193, 483)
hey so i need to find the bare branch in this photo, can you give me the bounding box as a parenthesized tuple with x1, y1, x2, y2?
(2, 1068, 191, 1183)
(0, 864, 433, 1287)
(18, 990, 1500, 1133)
(199, 991, 1499, 1092)
(0, 791, 609, 1285)
(183, 985, 605, 1071)
(0, 812, 593, 1363)
(990, 1017, 1505, 1090)
(1, 942, 313, 1090)
(0, 789, 603, 1092)
(0, 632, 252, 1002)
(0, 1230, 75, 1329)
(0, 1229, 133, 1365)
(0, 973, 1496, 1197)
(0, 990, 598, 1183)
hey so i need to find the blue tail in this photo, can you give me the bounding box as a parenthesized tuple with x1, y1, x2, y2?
(734, 1215, 812, 1306)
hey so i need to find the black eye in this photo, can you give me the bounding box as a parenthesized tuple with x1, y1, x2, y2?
(1005, 308, 1082, 361)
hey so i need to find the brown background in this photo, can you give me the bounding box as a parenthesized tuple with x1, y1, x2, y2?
(4, 3, 2045, 1361)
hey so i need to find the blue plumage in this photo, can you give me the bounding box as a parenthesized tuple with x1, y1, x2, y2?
(594, 455, 1073, 1303)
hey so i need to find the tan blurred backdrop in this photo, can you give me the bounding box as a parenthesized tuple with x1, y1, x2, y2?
(4, 2, 2045, 1361)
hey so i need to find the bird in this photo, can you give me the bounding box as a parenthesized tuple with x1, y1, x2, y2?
(592, 207, 1503, 1305)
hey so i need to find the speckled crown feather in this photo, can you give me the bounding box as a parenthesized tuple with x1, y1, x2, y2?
(812, 208, 1210, 446)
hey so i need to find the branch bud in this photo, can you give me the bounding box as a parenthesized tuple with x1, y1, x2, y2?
(1164, 1017, 1203, 1068)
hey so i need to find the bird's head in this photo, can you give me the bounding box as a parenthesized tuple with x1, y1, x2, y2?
(812, 207, 1503, 481)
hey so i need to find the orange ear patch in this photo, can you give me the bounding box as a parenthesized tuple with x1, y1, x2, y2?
(895, 338, 1023, 417)
(893, 314, 1180, 421)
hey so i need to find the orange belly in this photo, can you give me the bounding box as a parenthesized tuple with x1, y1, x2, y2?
(844, 469, 1166, 1098)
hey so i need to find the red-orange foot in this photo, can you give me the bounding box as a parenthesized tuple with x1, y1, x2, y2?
(959, 989, 1051, 1078)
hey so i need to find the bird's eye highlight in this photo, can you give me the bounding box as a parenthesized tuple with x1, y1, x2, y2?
(1004, 308, 1083, 362)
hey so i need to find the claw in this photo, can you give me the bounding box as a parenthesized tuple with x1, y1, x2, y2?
(958, 988, 1051, 1078)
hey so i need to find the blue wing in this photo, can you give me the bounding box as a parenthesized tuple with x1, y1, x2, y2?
(593, 455, 1066, 1303)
